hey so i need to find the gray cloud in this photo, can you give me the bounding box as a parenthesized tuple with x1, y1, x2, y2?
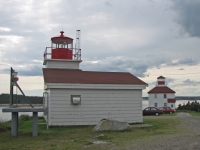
(81, 55, 174, 77)
(104, 1, 112, 6)
(178, 68, 185, 71)
(167, 57, 199, 66)
(166, 77, 176, 84)
(0, 0, 200, 79)
(171, 0, 200, 38)
(183, 79, 200, 86)
(1, 65, 42, 76)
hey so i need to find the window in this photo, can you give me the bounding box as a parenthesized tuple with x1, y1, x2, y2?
(151, 107, 157, 110)
(164, 94, 167, 98)
(164, 103, 167, 106)
(71, 95, 81, 105)
(154, 103, 157, 107)
(154, 94, 157, 98)
(171, 104, 173, 107)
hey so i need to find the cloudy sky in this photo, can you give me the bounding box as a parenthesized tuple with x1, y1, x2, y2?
(0, 0, 200, 97)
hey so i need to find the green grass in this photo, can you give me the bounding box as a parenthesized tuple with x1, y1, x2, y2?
(0, 117, 181, 150)
(0, 119, 11, 132)
(176, 110, 200, 117)
(162, 112, 177, 116)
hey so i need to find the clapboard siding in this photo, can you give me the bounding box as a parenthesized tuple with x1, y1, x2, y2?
(51, 110, 142, 115)
(49, 116, 142, 126)
(51, 107, 141, 112)
(46, 60, 80, 69)
(50, 113, 142, 119)
(48, 89, 143, 125)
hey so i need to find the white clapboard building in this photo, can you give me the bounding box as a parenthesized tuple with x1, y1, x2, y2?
(43, 31, 148, 126)
(148, 76, 176, 110)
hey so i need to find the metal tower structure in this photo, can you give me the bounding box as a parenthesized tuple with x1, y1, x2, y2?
(74, 30, 81, 60)
(10, 67, 33, 108)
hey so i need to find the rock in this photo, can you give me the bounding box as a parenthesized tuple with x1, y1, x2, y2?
(92, 141, 108, 145)
(94, 118, 131, 131)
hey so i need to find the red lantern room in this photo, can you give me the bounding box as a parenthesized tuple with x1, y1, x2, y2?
(51, 31, 73, 59)
(43, 30, 81, 69)
(157, 76, 166, 86)
(44, 30, 81, 61)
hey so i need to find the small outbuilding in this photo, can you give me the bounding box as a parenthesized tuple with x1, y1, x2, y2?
(43, 31, 148, 126)
(148, 76, 176, 110)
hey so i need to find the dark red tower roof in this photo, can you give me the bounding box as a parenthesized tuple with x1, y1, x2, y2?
(51, 31, 73, 44)
(157, 76, 165, 79)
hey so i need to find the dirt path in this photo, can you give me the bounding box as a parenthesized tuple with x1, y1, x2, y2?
(112, 113, 200, 150)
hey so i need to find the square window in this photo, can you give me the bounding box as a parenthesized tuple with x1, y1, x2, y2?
(164, 103, 167, 106)
(71, 95, 81, 105)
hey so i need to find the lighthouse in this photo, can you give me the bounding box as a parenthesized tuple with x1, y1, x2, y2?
(43, 30, 81, 69)
(42, 30, 148, 126)
(148, 76, 176, 109)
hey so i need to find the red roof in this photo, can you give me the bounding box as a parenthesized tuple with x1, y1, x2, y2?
(43, 68, 148, 85)
(157, 76, 165, 79)
(168, 99, 176, 103)
(51, 31, 73, 43)
(148, 86, 175, 94)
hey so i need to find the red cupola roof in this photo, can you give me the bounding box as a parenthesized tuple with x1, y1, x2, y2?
(51, 31, 73, 44)
(157, 76, 165, 79)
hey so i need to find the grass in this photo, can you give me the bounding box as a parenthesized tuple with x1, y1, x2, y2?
(0, 117, 181, 150)
(162, 112, 177, 116)
(176, 110, 200, 117)
(0, 118, 11, 132)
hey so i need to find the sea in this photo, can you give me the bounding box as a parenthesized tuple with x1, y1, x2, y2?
(0, 100, 200, 121)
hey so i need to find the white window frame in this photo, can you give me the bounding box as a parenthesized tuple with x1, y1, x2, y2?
(164, 94, 167, 98)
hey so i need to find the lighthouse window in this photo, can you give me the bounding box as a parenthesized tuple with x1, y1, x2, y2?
(71, 95, 81, 105)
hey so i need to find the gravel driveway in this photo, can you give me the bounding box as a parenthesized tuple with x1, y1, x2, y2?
(112, 113, 200, 150)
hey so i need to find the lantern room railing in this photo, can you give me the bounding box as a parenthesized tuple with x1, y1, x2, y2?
(43, 47, 81, 60)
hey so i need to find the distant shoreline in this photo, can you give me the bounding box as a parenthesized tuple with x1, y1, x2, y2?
(142, 99, 200, 101)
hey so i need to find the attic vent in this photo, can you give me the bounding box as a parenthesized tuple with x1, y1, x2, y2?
(71, 95, 81, 105)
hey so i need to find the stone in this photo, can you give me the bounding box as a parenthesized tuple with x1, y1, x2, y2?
(92, 141, 108, 145)
(94, 118, 131, 131)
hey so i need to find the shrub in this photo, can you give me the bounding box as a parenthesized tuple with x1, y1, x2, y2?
(19, 115, 31, 121)
(177, 100, 200, 112)
(0, 119, 11, 133)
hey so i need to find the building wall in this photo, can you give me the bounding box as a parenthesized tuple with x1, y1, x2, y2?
(149, 93, 175, 109)
(48, 89, 143, 126)
(45, 60, 80, 69)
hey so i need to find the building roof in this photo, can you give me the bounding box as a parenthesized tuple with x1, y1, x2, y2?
(43, 68, 148, 85)
(168, 99, 176, 103)
(148, 86, 175, 94)
(157, 76, 165, 79)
